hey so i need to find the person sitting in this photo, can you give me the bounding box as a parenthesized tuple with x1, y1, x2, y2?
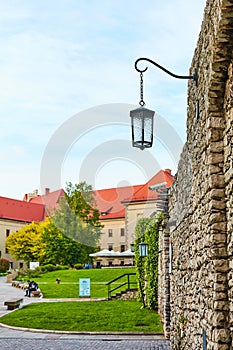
(28, 280, 38, 297)
(24, 280, 30, 297)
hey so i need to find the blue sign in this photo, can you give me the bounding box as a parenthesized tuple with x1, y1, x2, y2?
(79, 278, 90, 297)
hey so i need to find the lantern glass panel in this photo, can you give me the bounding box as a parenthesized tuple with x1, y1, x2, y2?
(139, 242, 148, 257)
(130, 107, 154, 150)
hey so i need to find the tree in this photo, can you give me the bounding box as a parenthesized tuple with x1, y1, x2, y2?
(5, 218, 85, 266)
(5, 222, 45, 264)
(6, 181, 103, 266)
(40, 219, 85, 265)
(0, 258, 10, 273)
(51, 182, 103, 251)
(65, 182, 103, 229)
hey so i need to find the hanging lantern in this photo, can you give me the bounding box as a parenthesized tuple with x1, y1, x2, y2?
(130, 106, 154, 150)
(130, 70, 154, 150)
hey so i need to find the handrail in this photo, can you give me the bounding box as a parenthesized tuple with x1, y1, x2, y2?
(106, 273, 137, 300)
(106, 273, 135, 285)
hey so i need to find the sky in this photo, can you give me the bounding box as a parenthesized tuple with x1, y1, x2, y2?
(0, 0, 206, 200)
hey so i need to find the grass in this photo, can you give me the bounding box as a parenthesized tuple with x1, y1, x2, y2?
(20, 268, 137, 299)
(0, 300, 163, 333)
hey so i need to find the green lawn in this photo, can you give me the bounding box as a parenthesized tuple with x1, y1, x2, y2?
(0, 300, 163, 333)
(21, 268, 137, 299)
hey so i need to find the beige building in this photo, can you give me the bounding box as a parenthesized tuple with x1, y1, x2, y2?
(93, 169, 173, 266)
(0, 196, 45, 269)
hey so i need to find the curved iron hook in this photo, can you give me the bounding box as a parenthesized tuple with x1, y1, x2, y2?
(135, 57, 197, 84)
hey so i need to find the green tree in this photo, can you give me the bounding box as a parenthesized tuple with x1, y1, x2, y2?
(65, 181, 103, 229)
(51, 182, 103, 256)
(5, 219, 85, 266)
(6, 182, 103, 266)
(40, 219, 85, 265)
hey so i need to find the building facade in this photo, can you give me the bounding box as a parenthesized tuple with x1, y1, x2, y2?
(1, 169, 173, 269)
(95, 169, 173, 254)
(0, 196, 45, 269)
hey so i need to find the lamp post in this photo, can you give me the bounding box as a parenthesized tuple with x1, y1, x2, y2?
(130, 57, 197, 150)
(138, 241, 148, 308)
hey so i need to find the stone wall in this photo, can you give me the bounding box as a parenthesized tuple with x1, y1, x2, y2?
(163, 0, 233, 349)
(225, 62, 233, 346)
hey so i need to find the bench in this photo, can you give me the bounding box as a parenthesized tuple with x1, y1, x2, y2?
(4, 298, 23, 310)
(31, 290, 41, 297)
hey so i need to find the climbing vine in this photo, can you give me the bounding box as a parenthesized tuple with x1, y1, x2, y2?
(134, 213, 165, 309)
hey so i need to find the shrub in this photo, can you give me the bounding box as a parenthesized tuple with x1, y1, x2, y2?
(74, 263, 83, 270)
(38, 264, 69, 273)
(0, 258, 10, 273)
(27, 270, 41, 279)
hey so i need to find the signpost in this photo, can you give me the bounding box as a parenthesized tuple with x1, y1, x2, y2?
(79, 278, 90, 297)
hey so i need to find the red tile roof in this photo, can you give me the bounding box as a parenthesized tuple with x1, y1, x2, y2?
(0, 196, 45, 223)
(95, 169, 173, 219)
(123, 169, 173, 203)
(21, 169, 173, 221)
(94, 185, 142, 219)
(28, 189, 65, 216)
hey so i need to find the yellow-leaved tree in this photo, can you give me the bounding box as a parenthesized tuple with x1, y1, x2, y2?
(5, 221, 46, 265)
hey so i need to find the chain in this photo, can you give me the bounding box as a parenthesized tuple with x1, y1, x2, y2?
(139, 72, 145, 107)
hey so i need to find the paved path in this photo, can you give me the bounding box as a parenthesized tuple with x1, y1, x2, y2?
(0, 276, 171, 349)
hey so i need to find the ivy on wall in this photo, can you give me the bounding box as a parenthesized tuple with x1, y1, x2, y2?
(134, 213, 164, 309)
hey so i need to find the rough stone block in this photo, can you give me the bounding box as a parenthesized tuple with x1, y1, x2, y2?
(213, 328, 231, 343)
(213, 259, 229, 272)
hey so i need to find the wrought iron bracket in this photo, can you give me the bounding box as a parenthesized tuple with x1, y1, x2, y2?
(135, 57, 197, 86)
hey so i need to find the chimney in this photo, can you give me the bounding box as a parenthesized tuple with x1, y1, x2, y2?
(45, 188, 50, 196)
(26, 189, 38, 201)
(165, 169, 171, 175)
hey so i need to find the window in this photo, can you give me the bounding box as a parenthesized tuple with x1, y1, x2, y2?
(19, 262, 24, 269)
(5, 248, 9, 254)
(120, 244, 125, 252)
(108, 229, 113, 237)
(108, 244, 113, 251)
(6, 229, 10, 237)
(120, 228, 125, 236)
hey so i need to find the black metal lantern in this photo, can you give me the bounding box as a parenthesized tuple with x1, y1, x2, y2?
(130, 57, 197, 150)
(130, 106, 154, 150)
(130, 243, 135, 253)
(130, 65, 155, 150)
(139, 242, 148, 257)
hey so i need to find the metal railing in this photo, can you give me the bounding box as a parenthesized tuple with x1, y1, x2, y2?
(106, 273, 137, 300)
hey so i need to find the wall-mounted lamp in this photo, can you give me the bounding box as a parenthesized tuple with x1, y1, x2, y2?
(130, 57, 197, 150)
(139, 241, 149, 257)
(130, 243, 135, 253)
